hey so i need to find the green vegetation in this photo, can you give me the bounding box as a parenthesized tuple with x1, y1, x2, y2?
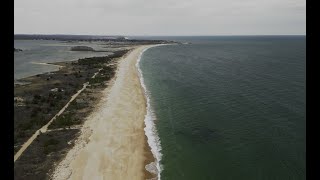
(77, 49, 129, 66)
(43, 138, 59, 147)
(100, 66, 116, 75)
(78, 56, 108, 65)
(68, 100, 86, 111)
(50, 113, 80, 128)
(19, 115, 47, 130)
(89, 76, 107, 84)
(70, 46, 94, 51)
(43, 138, 59, 154)
(108, 49, 129, 59)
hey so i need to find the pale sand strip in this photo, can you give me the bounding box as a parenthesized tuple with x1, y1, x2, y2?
(30, 62, 63, 68)
(52, 45, 157, 180)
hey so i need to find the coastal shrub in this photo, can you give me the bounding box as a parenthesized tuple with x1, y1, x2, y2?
(64, 90, 68, 95)
(43, 138, 59, 147)
(93, 64, 103, 68)
(89, 77, 104, 84)
(43, 138, 59, 154)
(34, 94, 41, 100)
(47, 92, 63, 103)
(18, 121, 34, 131)
(32, 94, 42, 104)
(48, 92, 55, 98)
(68, 101, 85, 110)
(55, 93, 62, 100)
(40, 97, 46, 103)
(51, 113, 80, 128)
(43, 146, 56, 155)
(109, 49, 129, 59)
(25, 104, 31, 109)
(30, 107, 41, 117)
(30, 116, 46, 127)
(89, 73, 113, 85)
(70, 46, 94, 51)
(17, 130, 26, 138)
(51, 101, 64, 110)
(78, 56, 108, 65)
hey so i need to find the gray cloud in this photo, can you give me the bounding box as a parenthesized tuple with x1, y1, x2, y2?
(14, 0, 306, 35)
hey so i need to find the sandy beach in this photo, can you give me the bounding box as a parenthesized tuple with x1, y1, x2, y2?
(51, 45, 157, 180)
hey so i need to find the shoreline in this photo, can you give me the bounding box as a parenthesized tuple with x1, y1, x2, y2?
(51, 45, 162, 180)
(137, 44, 172, 179)
(30, 61, 64, 68)
(15, 62, 64, 84)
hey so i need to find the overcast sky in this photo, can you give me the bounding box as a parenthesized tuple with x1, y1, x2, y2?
(14, 0, 306, 36)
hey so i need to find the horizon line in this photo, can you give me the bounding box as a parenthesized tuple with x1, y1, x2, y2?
(14, 33, 306, 37)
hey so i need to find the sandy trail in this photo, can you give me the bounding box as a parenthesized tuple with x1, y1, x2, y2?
(14, 82, 89, 162)
(52, 45, 156, 180)
(14, 68, 103, 163)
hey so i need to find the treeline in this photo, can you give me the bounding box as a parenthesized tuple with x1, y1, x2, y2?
(77, 49, 129, 65)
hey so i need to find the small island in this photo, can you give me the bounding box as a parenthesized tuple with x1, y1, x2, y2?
(70, 46, 95, 51)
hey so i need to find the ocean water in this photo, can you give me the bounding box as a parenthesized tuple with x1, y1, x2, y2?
(14, 40, 111, 80)
(139, 36, 305, 180)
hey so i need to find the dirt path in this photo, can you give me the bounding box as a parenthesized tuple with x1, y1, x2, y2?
(14, 68, 103, 162)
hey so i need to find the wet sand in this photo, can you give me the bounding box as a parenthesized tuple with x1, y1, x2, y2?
(52, 45, 158, 180)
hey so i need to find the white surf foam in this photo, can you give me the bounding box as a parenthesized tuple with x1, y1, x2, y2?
(136, 44, 172, 180)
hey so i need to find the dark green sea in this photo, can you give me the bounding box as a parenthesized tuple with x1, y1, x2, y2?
(139, 36, 305, 180)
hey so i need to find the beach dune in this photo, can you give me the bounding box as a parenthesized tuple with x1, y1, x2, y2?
(52, 46, 156, 180)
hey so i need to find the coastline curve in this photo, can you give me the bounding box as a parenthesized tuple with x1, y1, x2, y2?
(136, 44, 173, 180)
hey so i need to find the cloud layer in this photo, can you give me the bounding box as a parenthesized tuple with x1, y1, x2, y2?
(14, 0, 306, 35)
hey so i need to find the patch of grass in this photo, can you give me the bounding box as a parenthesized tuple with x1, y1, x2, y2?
(108, 49, 129, 59)
(18, 121, 34, 131)
(78, 56, 108, 65)
(43, 138, 59, 147)
(88, 76, 106, 84)
(30, 107, 42, 117)
(17, 115, 47, 132)
(16, 130, 26, 138)
(88, 66, 116, 85)
(77, 50, 128, 66)
(68, 101, 86, 111)
(50, 113, 80, 128)
(43, 138, 59, 154)
(32, 94, 42, 104)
